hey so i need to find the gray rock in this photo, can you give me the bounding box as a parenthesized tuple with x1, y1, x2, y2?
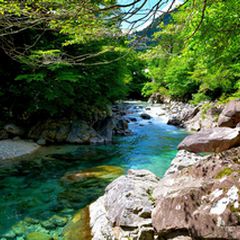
(89, 169, 159, 240)
(0, 140, 40, 160)
(178, 127, 240, 153)
(165, 150, 208, 176)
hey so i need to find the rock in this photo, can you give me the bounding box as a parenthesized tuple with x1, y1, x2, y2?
(37, 138, 46, 145)
(67, 121, 98, 144)
(29, 119, 103, 144)
(89, 169, 159, 240)
(93, 117, 113, 142)
(186, 103, 222, 131)
(4, 123, 24, 136)
(0, 140, 40, 160)
(62, 165, 124, 183)
(178, 127, 240, 153)
(26, 232, 52, 240)
(218, 100, 240, 128)
(63, 207, 92, 240)
(167, 116, 184, 127)
(113, 118, 131, 136)
(148, 93, 165, 104)
(28, 119, 71, 142)
(165, 150, 208, 176)
(128, 117, 137, 122)
(140, 113, 151, 120)
(152, 146, 240, 240)
(0, 129, 9, 140)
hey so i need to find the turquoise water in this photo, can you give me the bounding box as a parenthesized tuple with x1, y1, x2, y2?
(0, 102, 187, 239)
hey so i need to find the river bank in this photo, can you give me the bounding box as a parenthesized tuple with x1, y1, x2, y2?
(85, 99, 240, 240)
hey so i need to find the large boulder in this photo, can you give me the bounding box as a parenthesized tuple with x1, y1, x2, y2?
(89, 169, 159, 240)
(152, 147, 240, 240)
(218, 100, 240, 128)
(178, 127, 240, 153)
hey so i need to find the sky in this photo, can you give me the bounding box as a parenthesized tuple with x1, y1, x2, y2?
(118, 0, 183, 31)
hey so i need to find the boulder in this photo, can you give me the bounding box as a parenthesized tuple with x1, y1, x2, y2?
(4, 123, 24, 136)
(218, 100, 240, 128)
(140, 113, 151, 120)
(152, 146, 240, 240)
(178, 127, 240, 153)
(89, 169, 159, 240)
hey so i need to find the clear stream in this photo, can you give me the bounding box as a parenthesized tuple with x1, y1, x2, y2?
(0, 102, 188, 239)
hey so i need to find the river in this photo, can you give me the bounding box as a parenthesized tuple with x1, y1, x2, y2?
(0, 102, 187, 239)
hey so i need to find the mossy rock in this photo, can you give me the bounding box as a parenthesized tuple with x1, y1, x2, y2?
(26, 232, 52, 240)
(63, 207, 91, 240)
(62, 165, 124, 183)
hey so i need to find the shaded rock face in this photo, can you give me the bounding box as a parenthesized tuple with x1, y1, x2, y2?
(28, 119, 105, 144)
(152, 147, 240, 240)
(89, 170, 159, 240)
(178, 127, 240, 153)
(218, 100, 240, 128)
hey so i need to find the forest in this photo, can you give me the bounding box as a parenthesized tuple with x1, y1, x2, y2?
(0, 0, 239, 124)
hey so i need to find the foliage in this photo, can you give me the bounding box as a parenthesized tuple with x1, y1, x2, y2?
(0, 0, 143, 123)
(142, 0, 240, 103)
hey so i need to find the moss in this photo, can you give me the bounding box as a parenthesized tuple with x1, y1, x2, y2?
(147, 189, 155, 204)
(200, 102, 212, 119)
(215, 168, 234, 179)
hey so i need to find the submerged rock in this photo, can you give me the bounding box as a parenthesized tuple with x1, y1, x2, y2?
(63, 207, 92, 240)
(62, 165, 124, 183)
(218, 100, 240, 128)
(178, 127, 240, 153)
(26, 232, 52, 240)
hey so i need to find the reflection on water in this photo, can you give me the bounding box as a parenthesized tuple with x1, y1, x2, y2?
(0, 102, 187, 239)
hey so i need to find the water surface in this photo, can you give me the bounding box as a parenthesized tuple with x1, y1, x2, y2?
(0, 102, 187, 239)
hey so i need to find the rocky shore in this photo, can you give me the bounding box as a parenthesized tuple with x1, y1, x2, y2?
(80, 99, 240, 240)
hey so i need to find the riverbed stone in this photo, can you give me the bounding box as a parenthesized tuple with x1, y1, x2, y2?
(26, 232, 52, 240)
(178, 127, 240, 153)
(62, 165, 124, 183)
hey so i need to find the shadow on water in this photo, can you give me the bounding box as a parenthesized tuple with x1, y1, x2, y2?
(0, 102, 188, 238)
